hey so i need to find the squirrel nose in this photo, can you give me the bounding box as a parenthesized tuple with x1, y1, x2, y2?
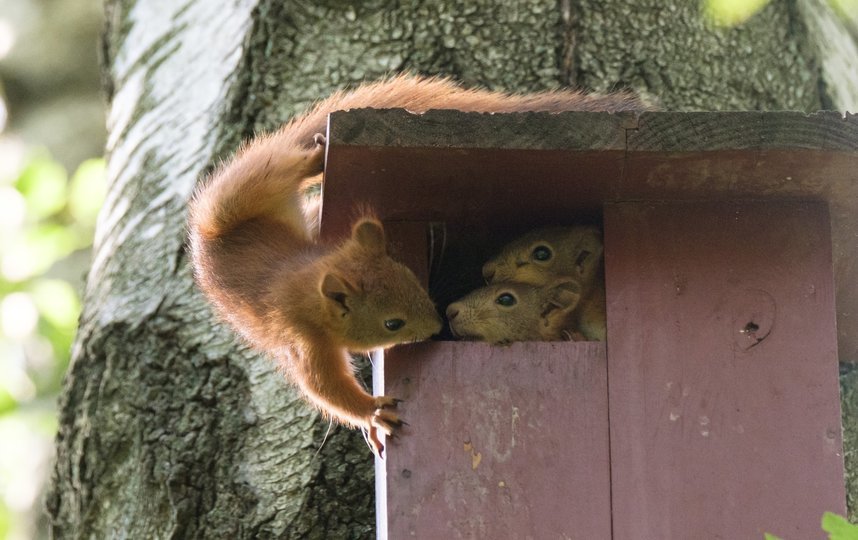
(446, 304, 461, 321)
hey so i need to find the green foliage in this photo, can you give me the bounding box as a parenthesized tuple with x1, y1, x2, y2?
(0, 504, 10, 540)
(0, 387, 14, 416)
(0, 151, 102, 403)
(823, 512, 858, 540)
(705, 0, 770, 25)
(706, 0, 857, 26)
(765, 513, 858, 540)
(830, 0, 858, 18)
(0, 150, 104, 540)
(15, 156, 68, 219)
(68, 157, 107, 227)
(31, 279, 80, 331)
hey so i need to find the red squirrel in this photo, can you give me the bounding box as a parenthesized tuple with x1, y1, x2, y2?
(188, 142, 441, 456)
(188, 75, 645, 454)
(446, 280, 583, 344)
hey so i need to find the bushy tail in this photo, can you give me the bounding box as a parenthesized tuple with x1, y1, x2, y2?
(277, 73, 651, 154)
(189, 73, 650, 241)
(189, 133, 324, 241)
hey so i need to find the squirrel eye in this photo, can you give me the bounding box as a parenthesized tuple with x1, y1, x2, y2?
(495, 293, 517, 307)
(532, 245, 552, 262)
(384, 318, 405, 331)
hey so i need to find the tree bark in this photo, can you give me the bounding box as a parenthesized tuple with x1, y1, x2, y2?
(47, 0, 858, 537)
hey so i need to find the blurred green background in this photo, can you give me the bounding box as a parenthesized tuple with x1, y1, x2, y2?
(0, 0, 105, 538)
(0, 0, 855, 539)
(707, 0, 857, 26)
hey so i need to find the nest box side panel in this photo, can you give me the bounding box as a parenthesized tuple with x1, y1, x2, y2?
(604, 200, 845, 540)
(380, 341, 611, 540)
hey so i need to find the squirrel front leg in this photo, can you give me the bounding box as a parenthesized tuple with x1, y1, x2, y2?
(291, 342, 402, 456)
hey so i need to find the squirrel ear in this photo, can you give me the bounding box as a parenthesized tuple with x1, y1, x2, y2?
(352, 218, 387, 256)
(320, 272, 356, 315)
(482, 260, 497, 283)
(540, 280, 582, 319)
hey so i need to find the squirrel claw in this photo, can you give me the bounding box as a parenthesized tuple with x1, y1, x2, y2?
(374, 395, 402, 409)
(365, 399, 407, 457)
(371, 408, 404, 435)
(363, 397, 406, 457)
(367, 409, 405, 458)
(368, 426, 385, 458)
(313, 133, 327, 147)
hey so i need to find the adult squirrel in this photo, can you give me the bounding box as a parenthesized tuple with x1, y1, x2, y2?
(188, 75, 642, 454)
(481, 226, 606, 341)
(189, 140, 441, 455)
(446, 280, 584, 344)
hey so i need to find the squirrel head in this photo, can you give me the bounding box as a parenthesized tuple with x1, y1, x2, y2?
(482, 226, 603, 288)
(445, 279, 582, 344)
(320, 218, 442, 350)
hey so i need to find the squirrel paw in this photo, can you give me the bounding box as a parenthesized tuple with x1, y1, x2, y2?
(367, 425, 385, 458)
(374, 395, 403, 410)
(371, 407, 404, 435)
(303, 139, 325, 175)
(368, 411, 403, 459)
(366, 397, 404, 458)
(562, 330, 588, 342)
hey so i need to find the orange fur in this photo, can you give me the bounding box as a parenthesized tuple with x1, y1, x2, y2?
(264, 73, 649, 160)
(188, 75, 642, 452)
(188, 138, 442, 455)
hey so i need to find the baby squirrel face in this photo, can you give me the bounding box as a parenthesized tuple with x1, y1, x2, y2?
(482, 226, 603, 287)
(446, 280, 581, 344)
(321, 219, 443, 350)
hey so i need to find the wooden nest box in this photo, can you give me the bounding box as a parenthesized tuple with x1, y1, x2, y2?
(318, 110, 854, 539)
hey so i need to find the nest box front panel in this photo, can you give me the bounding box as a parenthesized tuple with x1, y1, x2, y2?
(380, 342, 611, 539)
(604, 200, 844, 539)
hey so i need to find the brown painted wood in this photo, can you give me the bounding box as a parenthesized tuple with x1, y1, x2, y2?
(378, 341, 611, 540)
(320, 109, 858, 361)
(383, 221, 432, 288)
(604, 201, 845, 540)
(320, 145, 617, 239)
(317, 111, 849, 539)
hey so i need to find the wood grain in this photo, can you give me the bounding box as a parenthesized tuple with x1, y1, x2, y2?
(378, 341, 611, 540)
(329, 108, 636, 150)
(321, 109, 858, 361)
(604, 200, 845, 540)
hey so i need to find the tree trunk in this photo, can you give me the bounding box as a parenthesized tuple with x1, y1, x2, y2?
(47, 0, 858, 537)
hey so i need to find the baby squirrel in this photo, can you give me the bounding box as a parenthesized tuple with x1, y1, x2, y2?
(479, 226, 606, 341)
(446, 280, 583, 344)
(188, 75, 640, 454)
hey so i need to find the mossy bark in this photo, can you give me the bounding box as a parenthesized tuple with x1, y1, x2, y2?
(47, 0, 858, 537)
